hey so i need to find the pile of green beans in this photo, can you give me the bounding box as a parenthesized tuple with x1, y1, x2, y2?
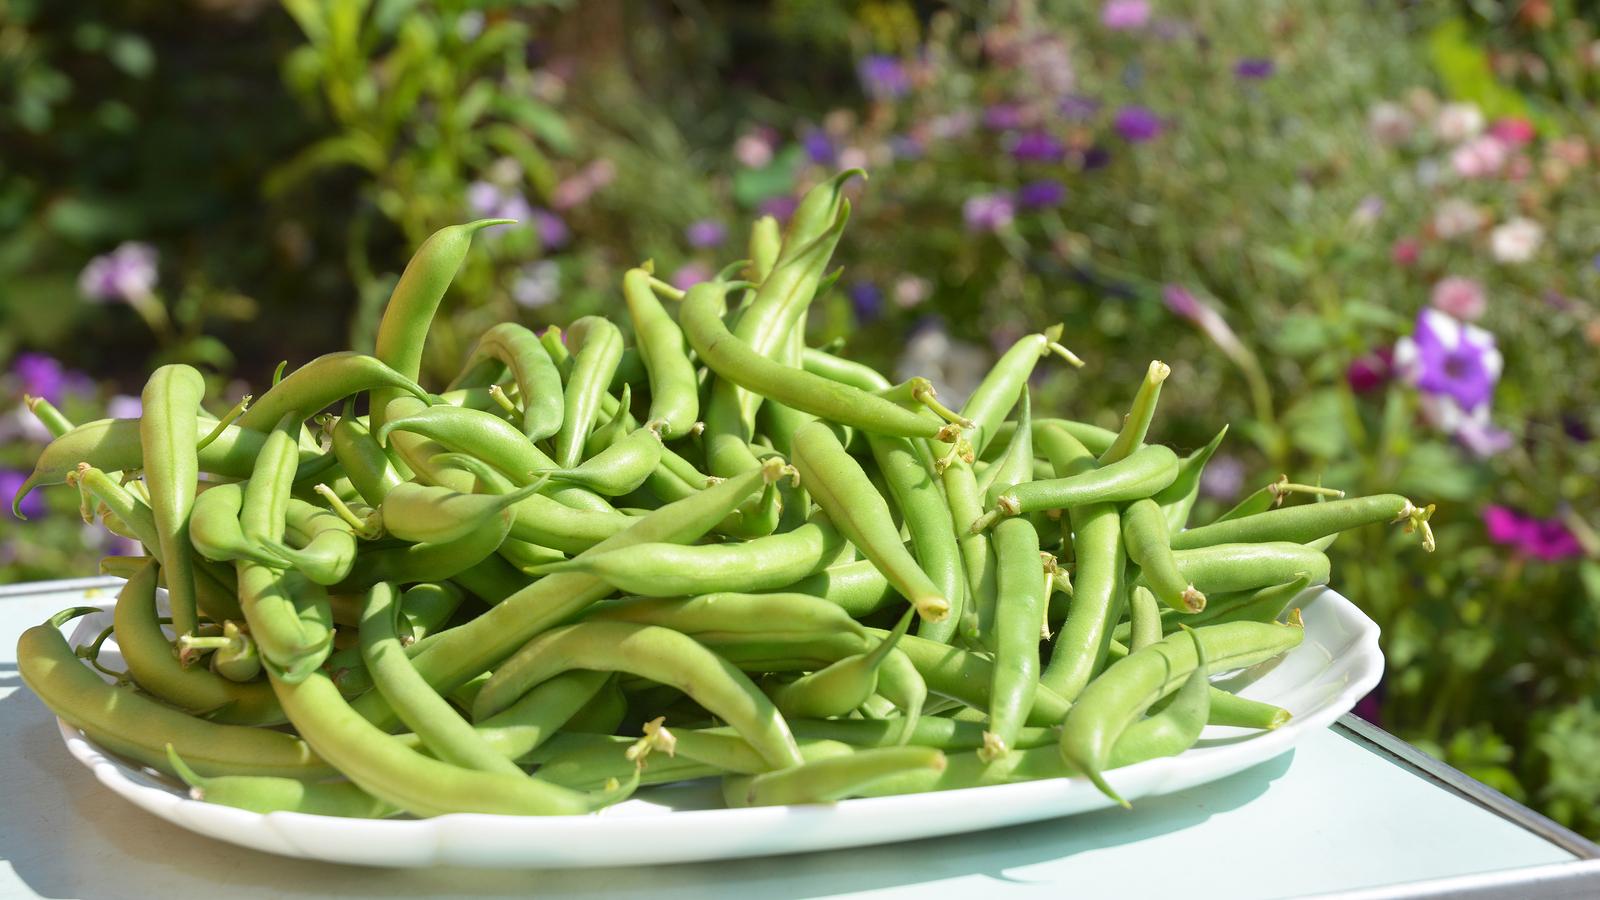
(12, 178, 1437, 818)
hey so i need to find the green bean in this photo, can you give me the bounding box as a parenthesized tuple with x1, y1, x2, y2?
(866, 433, 967, 642)
(560, 675, 629, 735)
(1171, 493, 1435, 552)
(682, 281, 959, 441)
(770, 558, 898, 618)
(1123, 498, 1205, 612)
(533, 424, 663, 496)
(986, 517, 1047, 758)
(958, 326, 1082, 457)
(793, 420, 949, 622)
(238, 413, 300, 547)
(474, 621, 804, 769)
(540, 514, 844, 596)
(327, 414, 406, 505)
(1063, 628, 1210, 804)
(789, 717, 1058, 752)
(1152, 425, 1228, 532)
(446, 323, 564, 441)
(370, 219, 508, 430)
(1128, 586, 1163, 652)
(1116, 575, 1312, 646)
(378, 479, 543, 544)
(278, 497, 360, 585)
(24, 394, 73, 437)
(189, 483, 295, 568)
(166, 746, 394, 818)
(978, 390, 1035, 505)
(974, 443, 1179, 532)
(360, 583, 522, 775)
(871, 629, 1072, 726)
(1099, 361, 1169, 465)
(1170, 542, 1331, 594)
(622, 267, 699, 437)
(236, 352, 429, 432)
(140, 364, 205, 639)
(553, 315, 625, 468)
(1041, 502, 1123, 701)
(113, 560, 283, 723)
(725, 746, 946, 807)
(771, 607, 913, 720)
(1214, 476, 1348, 523)
(200, 621, 262, 683)
(336, 506, 513, 589)
(17, 607, 330, 779)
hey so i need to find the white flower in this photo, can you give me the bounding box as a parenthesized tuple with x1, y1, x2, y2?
(892, 275, 932, 309)
(1489, 217, 1544, 264)
(1368, 102, 1415, 145)
(1435, 102, 1485, 144)
(1432, 198, 1485, 240)
(512, 261, 560, 308)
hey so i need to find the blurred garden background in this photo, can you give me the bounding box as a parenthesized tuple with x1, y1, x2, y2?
(3, 0, 1600, 832)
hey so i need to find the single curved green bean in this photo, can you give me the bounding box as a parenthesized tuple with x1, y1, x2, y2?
(771, 607, 913, 720)
(370, 219, 508, 430)
(978, 390, 1035, 505)
(17, 608, 329, 779)
(1152, 425, 1229, 532)
(533, 424, 662, 496)
(140, 364, 205, 638)
(236, 562, 334, 682)
(960, 327, 1081, 456)
(446, 322, 564, 441)
(1041, 502, 1124, 701)
(725, 746, 946, 807)
(24, 394, 73, 437)
(378, 479, 543, 545)
(986, 517, 1047, 759)
(1169, 542, 1331, 594)
(278, 497, 360, 585)
(336, 506, 514, 590)
(113, 560, 283, 723)
(166, 746, 394, 817)
(1128, 586, 1163, 652)
(238, 413, 301, 547)
(474, 621, 804, 770)
(1171, 494, 1434, 552)
(236, 352, 429, 432)
(1123, 498, 1205, 612)
(328, 414, 406, 505)
(770, 558, 898, 618)
(870, 628, 1073, 726)
(622, 268, 699, 437)
(974, 443, 1179, 531)
(552, 315, 625, 468)
(541, 514, 844, 597)
(793, 420, 950, 622)
(866, 433, 967, 642)
(1099, 360, 1170, 464)
(190, 483, 295, 568)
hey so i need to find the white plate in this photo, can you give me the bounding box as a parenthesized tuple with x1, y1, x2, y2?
(56, 586, 1381, 869)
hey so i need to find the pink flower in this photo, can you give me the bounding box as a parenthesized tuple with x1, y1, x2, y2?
(1391, 237, 1421, 267)
(1346, 347, 1394, 394)
(1488, 117, 1536, 146)
(1450, 135, 1509, 178)
(1429, 276, 1487, 321)
(1101, 0, 1151, 30)
(1483, 505, 1584, 562)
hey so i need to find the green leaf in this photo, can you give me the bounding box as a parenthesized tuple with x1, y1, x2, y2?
(263, 133, 387, 197)
(1282, 388, 1350, 459)
(1274, 313, 1329, 359)
(1254, 245, 1309, 280)
(1394, 441, 1485, 503)
(108, 34, 155, 78)
(494, 96, 577, 157)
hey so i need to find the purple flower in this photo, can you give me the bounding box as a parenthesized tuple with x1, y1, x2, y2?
(1394, 308, 1501, 413)
(1161, 284, 1204, 320)
(529, 208, 569, 250)
(963, 193, 1016, 232)
(1101, 0, 1151, 30)
(13, 353, 90, 404)
(2, 469, 44, 519)
(801, 130, 836, 166)
(857, 55, 910, 100)
(1484, 506, 1583, 562)
(1009, 131, 1067, 163)
(106, 394, 143, 419)
(1114, 106, 1164, 143)
(1456, 420, 1515, 458)
(1234, 58, 1276, 80)
(849, 281, 884, 323)
(1016, 180, 1067, 209)
(1199, 455, 1246, 501)
(983, 104, 1027, 131)
(466, 180, 536, 224)
(79, 242, 158, 303)
(757, 195, 799, 223)
(685, 220, 727, 250)
(1059, 95, 1102, 120)
(1081, 145, 1112, 170)
(671, 262, 712, 291)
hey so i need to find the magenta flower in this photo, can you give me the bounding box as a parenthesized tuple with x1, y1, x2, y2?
(1484, 506, 1583, 562)
(963, 193, 1015, 232)
(1450, 135, 1510, 179)
(1488, 118, 1536, 146)
(79, 242, 158, 303)
(685, 220, 727, 249)
(1009, 131, 1066, 163)
(1016, 180, 1067, 209)
(2, 469, 44, 519)
(1391, 237, 1421, 266)
(1101, 0, 1151, 30)
(1234, 58, 1275, 80)
(1114, 106, 1164, 142)
(857, 55, 911, 100)
(1346, 347, 1395, 394)
(671, 262, 712, 291)
(1429, 276, 1487, 321)
(983, 104, 1027, 131)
